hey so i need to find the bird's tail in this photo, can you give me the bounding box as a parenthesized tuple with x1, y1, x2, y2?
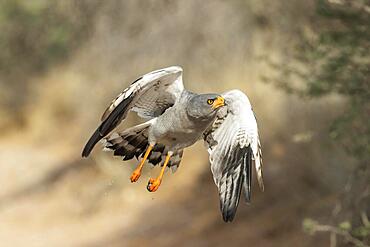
(102, 122, 183, 172)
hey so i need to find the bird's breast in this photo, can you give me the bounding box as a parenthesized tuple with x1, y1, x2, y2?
(149, 105, 210, 150)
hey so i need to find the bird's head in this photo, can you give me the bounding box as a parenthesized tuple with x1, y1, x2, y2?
(186, 93, 225, 120)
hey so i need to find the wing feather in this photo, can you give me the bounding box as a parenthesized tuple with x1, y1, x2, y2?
(82, 66, 184, 157)
(204, 89, 264, 222)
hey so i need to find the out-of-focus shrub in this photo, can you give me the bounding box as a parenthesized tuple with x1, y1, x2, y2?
(272, 0, 369, 163)
(0, 0, 100, 127)
(270, 0, 369, 246)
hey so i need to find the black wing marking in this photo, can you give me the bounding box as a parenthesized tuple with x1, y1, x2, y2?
(82, 66, 183, 157)
(82, 95, 134, 157)
(242, 146, 253, 203)
(218, 144, 250, 222)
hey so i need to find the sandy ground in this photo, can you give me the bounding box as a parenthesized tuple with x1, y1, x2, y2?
(0, 135, 331, 247)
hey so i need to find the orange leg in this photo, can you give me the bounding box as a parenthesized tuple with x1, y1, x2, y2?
(147, 152, 172, 192)
(130, 145, 154, 182)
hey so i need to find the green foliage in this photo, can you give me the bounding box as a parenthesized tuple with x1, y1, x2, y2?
(273, 1, 370, 246)
(0, 0, 100, 126)
(303, 218, 319, 235)
(353, 225, 370, 238)
(339, 221, 352, 231)
(0, 0, 98, 77)
(272, 0, 370, 162)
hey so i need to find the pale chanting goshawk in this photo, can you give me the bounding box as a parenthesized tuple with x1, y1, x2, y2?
(82, 66, 264, 222)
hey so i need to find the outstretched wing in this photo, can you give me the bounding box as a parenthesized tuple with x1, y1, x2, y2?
(204, 89, 264, 222)
(82, 66, 184, 157)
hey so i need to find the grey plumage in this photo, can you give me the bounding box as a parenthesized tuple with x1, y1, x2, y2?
(82, 66, 264, 222)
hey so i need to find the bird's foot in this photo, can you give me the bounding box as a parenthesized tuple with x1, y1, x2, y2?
(130, 169, 141, 183)
(147, 178, 161, 192)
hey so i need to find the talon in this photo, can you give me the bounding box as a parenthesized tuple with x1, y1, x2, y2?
(130, 170, 141, 183)
(146, 152, 172, 192)
(147, 178, 161, 192)
(129, 145, 154, 183)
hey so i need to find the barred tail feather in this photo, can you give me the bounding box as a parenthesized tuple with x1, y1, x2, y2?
(103, 124, 183, 170)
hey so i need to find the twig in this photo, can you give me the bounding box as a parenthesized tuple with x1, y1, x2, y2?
(313, 224, 369, 247)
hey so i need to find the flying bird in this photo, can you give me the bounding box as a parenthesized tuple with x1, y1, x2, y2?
(82, 66, 264, 222)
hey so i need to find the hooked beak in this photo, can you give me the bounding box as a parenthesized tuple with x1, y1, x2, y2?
(212, 96, 225, 109)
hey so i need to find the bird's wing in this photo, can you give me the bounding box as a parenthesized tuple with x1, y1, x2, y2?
(203, 89, 264, 222)
(82, 66, 184, 157)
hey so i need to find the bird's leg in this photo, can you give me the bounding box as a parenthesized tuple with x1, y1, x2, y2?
(147, 152, 172, 192)
(130, 144, 154, 182)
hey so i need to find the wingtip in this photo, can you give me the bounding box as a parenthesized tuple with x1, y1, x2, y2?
(81, 150, 89, 158)
(81, 129, 102, 158)
(222, 210, 236, 223)
(81, 145, 92, 158)
(259, 182, 265, 192)
(221, 201, 238, 223)
(244, 193, 251, 204)
(164, 65, 183, 74)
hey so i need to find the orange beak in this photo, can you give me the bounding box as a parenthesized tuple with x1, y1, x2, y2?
(212, 96, 225, 109)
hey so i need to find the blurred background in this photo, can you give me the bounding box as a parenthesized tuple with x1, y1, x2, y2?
(0, 0, 368, 246)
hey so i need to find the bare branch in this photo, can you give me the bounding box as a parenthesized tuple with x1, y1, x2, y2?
(313, 224, 369, 247)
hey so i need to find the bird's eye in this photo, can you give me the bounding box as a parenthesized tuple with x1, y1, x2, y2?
(207, 99, 214, 105)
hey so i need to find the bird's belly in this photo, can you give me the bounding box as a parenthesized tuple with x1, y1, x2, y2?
(156, 129, 201, 150)
(150, 106, 211, 151)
